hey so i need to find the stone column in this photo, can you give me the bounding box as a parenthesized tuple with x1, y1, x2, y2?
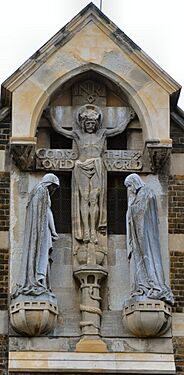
(74, 268, 107, 336)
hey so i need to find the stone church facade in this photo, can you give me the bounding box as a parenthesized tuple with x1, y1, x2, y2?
(0, 3, 184, 374)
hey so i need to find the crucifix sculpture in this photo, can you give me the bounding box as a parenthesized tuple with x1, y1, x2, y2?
(50, 104, 134, 245)
(50, 103, 135, 339)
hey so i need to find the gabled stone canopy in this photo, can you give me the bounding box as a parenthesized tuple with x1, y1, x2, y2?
(1, 2, 181, 145)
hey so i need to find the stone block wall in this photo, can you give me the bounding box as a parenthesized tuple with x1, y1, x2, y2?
(0, 115, 10, 375)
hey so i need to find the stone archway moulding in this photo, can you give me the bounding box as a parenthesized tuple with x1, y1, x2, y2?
(11, 63, 170, 145)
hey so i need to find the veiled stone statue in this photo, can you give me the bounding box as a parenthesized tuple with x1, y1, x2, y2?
(12, 173, 60, 299)
(50, 104, 134, 244)
(124, 173, 174, 305)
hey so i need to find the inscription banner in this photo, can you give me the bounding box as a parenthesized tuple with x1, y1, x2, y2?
(36, 148, 77, 170)
(36, 148, 143, 171)
(103, 150, 142, 171)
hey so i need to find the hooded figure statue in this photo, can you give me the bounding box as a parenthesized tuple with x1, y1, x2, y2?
(124, 173, 174, 305)
(12, 173, 60, 299)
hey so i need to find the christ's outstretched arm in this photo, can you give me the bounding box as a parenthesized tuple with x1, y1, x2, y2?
(50, 107, 75, 139)
(105, 107, 135, 137)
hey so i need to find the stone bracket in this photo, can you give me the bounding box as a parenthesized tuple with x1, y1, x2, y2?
(145, 140, 172, 173)
(10, 143, 36, 170)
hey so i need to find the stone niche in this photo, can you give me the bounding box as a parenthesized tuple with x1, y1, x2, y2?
(9, 72, 173, 365)
(7, 3, 178, 374)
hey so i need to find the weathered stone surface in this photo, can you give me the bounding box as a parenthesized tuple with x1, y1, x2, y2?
(101, 311, 126, 337)
(0, 150, 5, 171)
(170, 153, 184, 175)
(107, 235, 130, 310)
(0, 311, 8, 334)
(169, 234, 184, 252)
(9, 336, 173, 354)
(8, 351, 176, 373)
(104, 337, 173, 353)
(172, 313, 184, 336)
(0, 231, 9, 250)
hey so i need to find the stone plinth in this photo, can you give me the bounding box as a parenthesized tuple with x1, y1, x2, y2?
(75, 337, 108, 353)
(10, 300, 58, 336)
(122, 300, 172, 338)
(8, 351, 176, 373)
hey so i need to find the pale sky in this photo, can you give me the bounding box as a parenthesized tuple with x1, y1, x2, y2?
(0, 0, 184, 108)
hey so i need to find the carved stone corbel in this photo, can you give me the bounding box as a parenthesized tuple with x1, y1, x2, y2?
(122, 300, 172, 337)
(11, 143, 36, 170)
(145, 140, 172, 173)
(10, 300, 58, 336)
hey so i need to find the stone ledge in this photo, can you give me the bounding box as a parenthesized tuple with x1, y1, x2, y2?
(9, 337, 174, 353)
(9, 351, 175, 373)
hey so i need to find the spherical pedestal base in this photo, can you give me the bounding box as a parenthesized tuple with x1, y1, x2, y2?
(10, 300, 58, 336)
(122, 300, 172, 337)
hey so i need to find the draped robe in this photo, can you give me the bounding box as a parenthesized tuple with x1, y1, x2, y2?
(73, 157, 106, 241)
(126, 185, 174, 305)
(13, 182, 54, 298)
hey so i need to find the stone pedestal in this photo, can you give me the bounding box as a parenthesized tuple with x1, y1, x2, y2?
(122, 300, 172, 337)
(10, 300, 58, 336)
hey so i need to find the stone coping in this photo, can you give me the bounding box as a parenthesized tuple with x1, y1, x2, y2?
(9, 351, 175, 373)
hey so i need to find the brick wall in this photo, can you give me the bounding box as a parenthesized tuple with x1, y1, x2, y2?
(171, 121, 184, 153)
(0, 115, 10, 374)
(0, 247, 8, 310)
(0, 173, 10, 232)
(173, 337, 184, 375)
(170, 251, 184, 313)
(0, 114, 10, 150)
(0, 127, 9, 150)
(168, 176, 184, 234)
(0, 336, 8, 375)
(169, 173, 184, 372)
